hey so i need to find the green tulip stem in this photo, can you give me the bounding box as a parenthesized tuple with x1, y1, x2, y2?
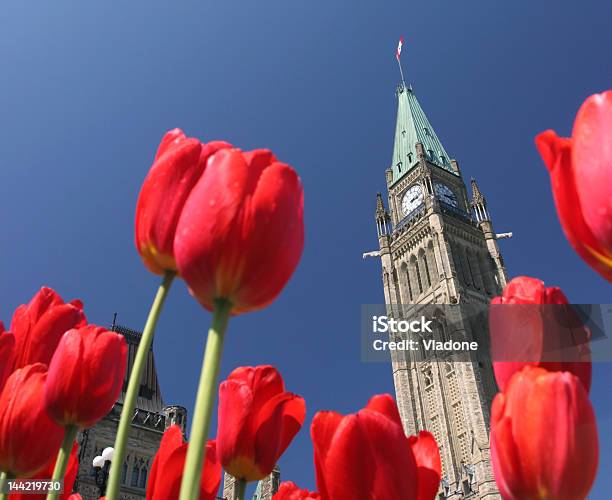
(0, 471, 11, 500)
(236, 479, 247, 500)
(106, 271, 176, 500)
(46, 425, 78, 500)
(179, 298, 232, 500)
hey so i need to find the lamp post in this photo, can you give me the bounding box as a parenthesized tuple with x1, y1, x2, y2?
(93, 447, 114, 496)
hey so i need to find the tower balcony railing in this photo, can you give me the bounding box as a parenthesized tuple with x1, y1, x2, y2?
(439, 200, 475, 225)
(393, 203, 426, 234)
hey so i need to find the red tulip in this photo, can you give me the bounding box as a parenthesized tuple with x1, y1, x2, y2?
(273, 482, 321, 500)
(0, 322, 15, 392)
(135, 128, 232, 274)
(9, 441, 79, 500)
(535, 90, 612, 282)
(0, 364, 65, 477)
(175, 148, 304, 315)
(147, 425, 220, 500)
(10, 287, 86, 370)
(45, 325, 128, 428)
(489, 276, 591, 392)
(217, 365, 306, 481)
(490, 367, 598, 500)
(409, 431, 442, 500)
(311, 394, 441, 500)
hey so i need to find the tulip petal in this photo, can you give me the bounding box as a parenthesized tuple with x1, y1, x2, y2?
(254, 392, 306, 478)
(228, 365, 285, 418)
(154, 128, 187, 160)
(0, 326, 15, 393)
(147, 425, 184, 500)
(135, 135, 203, 273)
(572, 91, 612, 251)
(273, 481, 321, 500)
(536, 131, 612, 281)
(0, 364, 64, 477)
(364, 393, 403, 428)
(10, 287, 86, 370)
(310, 411, 344, 500)
(217, 379, 257, 479)
(233, 161, 304, 313)
(409, 431, 442, 500)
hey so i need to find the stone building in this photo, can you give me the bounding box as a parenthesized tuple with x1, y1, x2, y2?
(375, 82, 507, 498)
(73, 323, 187, 500)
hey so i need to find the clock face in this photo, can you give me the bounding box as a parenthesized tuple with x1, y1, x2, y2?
(434, 182, 458, 207)
(401, 184, 424, 215)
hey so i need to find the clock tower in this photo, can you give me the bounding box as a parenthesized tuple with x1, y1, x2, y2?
(375, 83, 507, 499)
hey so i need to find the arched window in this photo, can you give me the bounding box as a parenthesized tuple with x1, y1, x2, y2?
(131, 465, 139, 487)
(405, 265, 413, 302)
(121, 462, 128, 485)
(139, 467, 147, 489)
(412, 257, 423, 295)
(426, 242, 439, 283)
(419, 250, 431, 289)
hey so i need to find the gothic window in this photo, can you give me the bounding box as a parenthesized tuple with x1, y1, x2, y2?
(120, 462, 128, 485)
(408, 152, 413, 163)
(440, 155, 446, 164)
(423, 127, 430, 135)
(423, 367, 434, 388)
(131, 464, 139, 487)
(402, 264, 413, 302)
(139, 466, 147, 489)
(460, 247, 473, 286)
(427, 149, 434, 159)
(411, 257, 423, 295)
(426, 242, 439, 282)
(419, 250, 431, 289)
(392, 268, 402, 306)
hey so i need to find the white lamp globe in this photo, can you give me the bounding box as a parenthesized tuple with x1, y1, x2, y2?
(92, 455, 105, 468)
(102, 447, 115, 462)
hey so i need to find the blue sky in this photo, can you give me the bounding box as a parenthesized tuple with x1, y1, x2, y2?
(1, 1, 611, 497)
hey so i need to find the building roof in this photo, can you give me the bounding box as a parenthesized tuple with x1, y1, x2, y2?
(390, 83, 456, 185)
(112, 323, 165, 414)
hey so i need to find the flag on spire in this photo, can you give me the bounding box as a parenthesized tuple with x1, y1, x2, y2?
(396, 36, 404, 61)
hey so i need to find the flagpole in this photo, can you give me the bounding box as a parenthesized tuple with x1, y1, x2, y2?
(397, 57, 406, 86)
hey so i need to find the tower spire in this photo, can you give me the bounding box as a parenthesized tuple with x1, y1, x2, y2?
(389, 86, 456, 187)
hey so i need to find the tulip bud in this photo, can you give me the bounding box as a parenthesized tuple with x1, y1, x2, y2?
(490, 276, 591, 392)
(0, 364, 65, 477)
(490, 367, 598, 500)
(147, 425, 220, 500)
(135, 128, 231, 274)
(535, 90, 612, 282)
(175, 148, 304, 315)
(311, 394, 441, 500)
(10, 287, 86, 370)
(217, 365, 306, 482)
(273, 482, 321, 500)
(45, 325, 128, 428)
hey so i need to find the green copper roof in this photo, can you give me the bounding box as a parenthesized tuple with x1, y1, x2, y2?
(390, 83, 456, 184)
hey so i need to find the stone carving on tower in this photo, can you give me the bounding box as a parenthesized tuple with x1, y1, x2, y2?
(375, 83, 508, 498)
